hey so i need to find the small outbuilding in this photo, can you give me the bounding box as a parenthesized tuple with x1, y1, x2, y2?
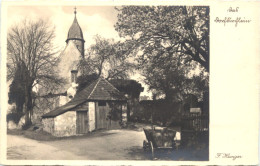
(42, 77, 127, 137)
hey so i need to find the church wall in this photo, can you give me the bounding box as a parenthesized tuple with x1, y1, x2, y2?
(59, 95, 69, 106)
(57, 41, 82, 91)
(71, 39, 84, 56)
(53, 111, 77, 137)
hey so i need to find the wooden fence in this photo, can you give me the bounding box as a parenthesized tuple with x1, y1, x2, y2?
(181, 113, 209, 132)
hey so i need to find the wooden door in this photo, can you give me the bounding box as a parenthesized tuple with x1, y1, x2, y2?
(76, 111, 88, 134)
(96, 102, 109, 129)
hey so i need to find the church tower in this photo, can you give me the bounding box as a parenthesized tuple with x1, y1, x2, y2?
(66, 7, 85, 57)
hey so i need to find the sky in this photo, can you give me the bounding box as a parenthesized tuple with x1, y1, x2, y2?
(8, 6, 120, 50)
(7, 6, 152, 98)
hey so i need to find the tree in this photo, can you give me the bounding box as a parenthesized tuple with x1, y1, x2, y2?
(76, 73, 99, 92)
(7, 19, 64, 126)
(79, 35, 135, 80)
(8, 61, 28, 113)
(115, 6, 209, 72)
(115, 6, 209, 102)
(143, 53, 209, 102)
(76, 35, 136, 91)
(109, 79, 144, 121)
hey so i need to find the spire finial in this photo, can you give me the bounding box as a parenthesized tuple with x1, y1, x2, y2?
(74, 7, 77, 15)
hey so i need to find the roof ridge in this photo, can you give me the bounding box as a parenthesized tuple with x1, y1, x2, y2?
(88, 78, 101, 99)
(104, 78, 121, 92)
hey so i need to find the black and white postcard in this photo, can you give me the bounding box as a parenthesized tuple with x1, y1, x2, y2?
(0, 0, 259, 165)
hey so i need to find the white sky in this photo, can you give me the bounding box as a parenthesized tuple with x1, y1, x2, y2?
(8, 6, 120, 50)
(7, 6, 152, 98)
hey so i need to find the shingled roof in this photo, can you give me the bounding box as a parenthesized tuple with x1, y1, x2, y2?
(66, 14, 84, 42)
(42, 77, 126, 118)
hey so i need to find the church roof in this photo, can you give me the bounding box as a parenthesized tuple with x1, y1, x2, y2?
(66, 12, 84, 42)
(42, 77, 126, 118)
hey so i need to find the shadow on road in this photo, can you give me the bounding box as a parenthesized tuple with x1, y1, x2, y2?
(126, 146, 150, 160)
(126, 146, 209, 161)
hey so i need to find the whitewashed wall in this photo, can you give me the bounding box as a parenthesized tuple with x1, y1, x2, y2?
(88, 102, 96, 132)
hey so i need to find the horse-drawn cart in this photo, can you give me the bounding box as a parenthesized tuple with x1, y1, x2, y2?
(143, 127, 177, 159)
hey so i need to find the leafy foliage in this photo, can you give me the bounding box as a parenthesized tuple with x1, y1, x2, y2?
(109, 79, 144, 99)
(132, 100, 182, 126)
(7, 112, 24, 124)
(79, 35, 135, 80)
(76, 73, 99, 92)
(107, 103, 122, 121)
(8, 61, 28, 112)
(76, 35, 139, 95)
(115, 6, 209, 101)
(115, 6, 209, 71)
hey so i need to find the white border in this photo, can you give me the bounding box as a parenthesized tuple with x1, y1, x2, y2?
(1, 0, 259, 165)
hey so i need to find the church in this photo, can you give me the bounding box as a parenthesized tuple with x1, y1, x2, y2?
(41, 8, 128, 137)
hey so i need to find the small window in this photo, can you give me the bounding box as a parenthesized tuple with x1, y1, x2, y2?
(71, 70, 78, 83)
(98, 101, 106, 106)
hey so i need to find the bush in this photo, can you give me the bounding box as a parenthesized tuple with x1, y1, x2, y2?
(7, 112, 24, 124)
(131, 100, 183, 126)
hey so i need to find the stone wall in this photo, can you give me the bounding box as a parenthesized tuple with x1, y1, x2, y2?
(54, 111, 76, 137)
(42, 118, 54, 134)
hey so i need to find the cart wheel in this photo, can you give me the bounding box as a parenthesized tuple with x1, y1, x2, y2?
(143, 140, 151, 151)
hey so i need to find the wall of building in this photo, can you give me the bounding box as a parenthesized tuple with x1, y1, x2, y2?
(88, 102, 96, 132)
(54, 111, 76, 137)
(72, 39, 84, 56)
(42, 101, 126, 137)
(42, 118, 55, 134)
(57, 41, 82, 91)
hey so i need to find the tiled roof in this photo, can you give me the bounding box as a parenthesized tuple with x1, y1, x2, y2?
(88, 78, 126, 100)
(42, 78, 126, 118)
(67, 16, 84, 41)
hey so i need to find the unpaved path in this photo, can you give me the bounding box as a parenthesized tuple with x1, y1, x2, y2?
(7, 129, 147, 160)
(45, 129, 147, 160)
(7, 135, 85, 160)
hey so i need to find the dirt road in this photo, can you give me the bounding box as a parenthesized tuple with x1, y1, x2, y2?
(7, 127, 208, 160)
(7, 129, 147, 160)
(7, 135, 85, 160)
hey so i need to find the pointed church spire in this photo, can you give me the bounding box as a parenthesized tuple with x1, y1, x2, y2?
(66, 7, 85, 57)
(74, 7, 77, 16)
(73, 7, 78, 24)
